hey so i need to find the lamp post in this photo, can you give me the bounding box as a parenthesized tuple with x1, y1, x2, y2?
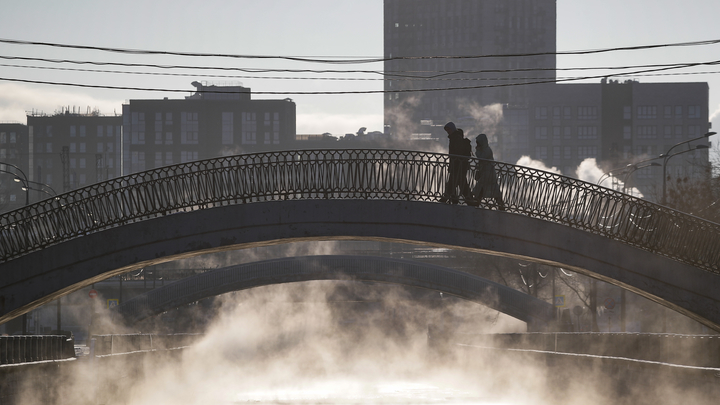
(622, 162, 661, 195)
(17, 178, 57, 198)
(661, 144, 711, 205)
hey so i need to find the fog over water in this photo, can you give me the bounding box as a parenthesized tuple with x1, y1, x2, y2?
(33, 278, 708, 405)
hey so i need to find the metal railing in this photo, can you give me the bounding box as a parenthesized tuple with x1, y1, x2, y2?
(0, 149, 718, 272)
(0, 335, 75, 365)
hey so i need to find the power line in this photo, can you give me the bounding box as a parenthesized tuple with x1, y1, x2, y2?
(1, 37, 720, 64)
(1, 54, 719, 79)
(2, 62, 719, 83)
(0, 58, 707, 95)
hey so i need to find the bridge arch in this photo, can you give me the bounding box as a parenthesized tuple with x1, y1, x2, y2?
(114, 255, 555, 328)
(2, 199, 719, 331)
(0, 150, 719, 330)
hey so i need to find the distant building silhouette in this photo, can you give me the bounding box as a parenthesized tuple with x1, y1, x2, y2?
(122, 82, 296, 174)
(383, 0, 710, 200)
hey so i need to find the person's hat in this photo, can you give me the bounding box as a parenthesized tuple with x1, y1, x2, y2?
(444, 122, 456, 132)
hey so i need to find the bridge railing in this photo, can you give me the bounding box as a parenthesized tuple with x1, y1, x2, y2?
(0, 149, 717, 272)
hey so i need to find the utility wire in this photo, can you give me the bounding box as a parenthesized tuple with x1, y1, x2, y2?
(1, 54, 718, 79)
(2, 62, 719, 83)
(1, 37, 720, 63)
(0, 59, 705, 95)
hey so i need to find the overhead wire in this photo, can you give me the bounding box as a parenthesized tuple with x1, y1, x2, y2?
(0, 57, 717, 95)
(3, 61, 719, 83)
(1, 37, 720, 63)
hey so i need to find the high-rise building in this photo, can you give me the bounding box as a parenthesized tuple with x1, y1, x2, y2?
(122, 82, 296, 174)
(384, 0, 557, 138)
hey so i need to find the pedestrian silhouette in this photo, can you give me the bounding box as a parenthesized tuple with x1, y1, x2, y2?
(472, 133, 505, 210)
(440, 122, 475, 205)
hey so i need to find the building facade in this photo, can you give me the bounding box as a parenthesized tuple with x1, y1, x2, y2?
(122, 82, 296, 174)
(384, 0, 711, 201)
(26, 110, 123, 195)
(0, 122, 29, 212)
(384, 0, 557, 138)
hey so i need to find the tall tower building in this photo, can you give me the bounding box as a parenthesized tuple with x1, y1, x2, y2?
(383, 0, 556, 138)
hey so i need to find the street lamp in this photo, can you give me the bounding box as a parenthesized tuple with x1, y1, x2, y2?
(622, 162, 661, 194)
(16, 178, 57, 197)
(661, 144, 711, 205)
(0, 162, 29, 205)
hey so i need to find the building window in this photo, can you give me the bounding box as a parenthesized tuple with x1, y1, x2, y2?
(577, 146, 598, 160)
(155, 113, 162, 144)
(636, 106, 657, 119)
(155, 152, 162, 167)
(132, 112, 145, 145)
(97, 126, 104, 137)
(675, 125, 683, 138)
(664, 106, 672, 119)
(552, 126, 561, 139)
(242, 112, 257, 145)
(534, 127, 548, 139)
(552, 107, 561, 120)
(107, 125, 113, 137)
(577, 126, 598, 139)
(623, 126, 632, 140)
(535, 146, 547, 160)
(553, 146, 560, 160)
(70, 126, 76, 137)
(70, 143, 76, 153)
(165, 113, 173, 125)
(577, 106, 598, 120)
(563, 127, 572, 139)
(623, 106, 631, 120)
(564, 107, 572, 120)
(636, 126, 657, 139)
(534, 107, 547, 120)
(80, 143, 86, 152)
(222, 112, 233, 145)
(79, 158, 86, 169)
(80, 126, 86, 137)
(97, 143, 104, 153)
(181, 151, 198, 163)
(688, 125, 699, 138)
(165, 152, 173, 165)
(165, 132, 173, 145)
(181, 112, 199, 144)
(563, 146, 572, 160)
(675, 106, 682, 117)
(107, 143, 113, 153)
(46, 143, 52, 153)
(688, 105, 701, 119)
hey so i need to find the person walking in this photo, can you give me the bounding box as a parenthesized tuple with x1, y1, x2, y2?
(472, 133, 505, 210)
(441, 122, 475, 205)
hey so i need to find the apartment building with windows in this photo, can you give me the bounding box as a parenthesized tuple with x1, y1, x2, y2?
(122, 82, 296, 174)
(0, 122, 29, 212)
(384, 0, 710, 201)
(26, 110, 123, 194)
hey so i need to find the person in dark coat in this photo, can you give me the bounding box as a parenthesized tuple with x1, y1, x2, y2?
(471, 133, 505, 210)
(441, 122, 474, 205)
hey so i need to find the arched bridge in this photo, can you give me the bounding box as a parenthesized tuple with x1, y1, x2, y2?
(0, 149, 719, 330)
(114, 255, 555, 328)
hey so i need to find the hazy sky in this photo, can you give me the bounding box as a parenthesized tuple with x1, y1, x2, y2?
(0, 0, 718, 140)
